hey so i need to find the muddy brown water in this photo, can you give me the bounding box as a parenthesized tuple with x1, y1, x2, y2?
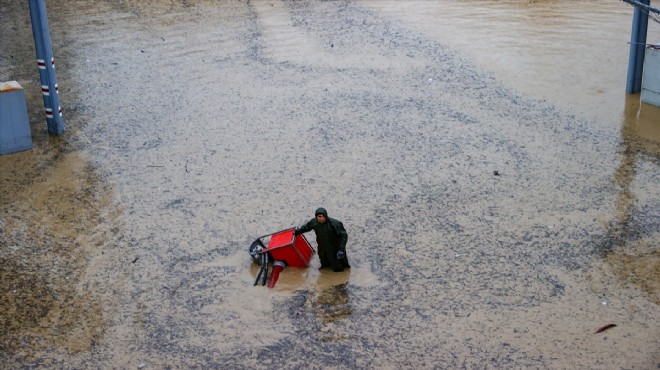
(1, 1, 659, 368)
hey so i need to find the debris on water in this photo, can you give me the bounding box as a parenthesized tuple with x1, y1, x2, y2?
(594, 324, 617, 334)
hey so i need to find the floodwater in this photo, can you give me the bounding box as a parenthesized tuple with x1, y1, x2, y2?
(1, 0, 659, 368)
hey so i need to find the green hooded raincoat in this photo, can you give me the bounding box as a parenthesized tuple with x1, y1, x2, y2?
(297, 208, 350, 272)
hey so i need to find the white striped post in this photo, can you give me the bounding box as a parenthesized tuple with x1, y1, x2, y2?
(28, 0, 64, 135)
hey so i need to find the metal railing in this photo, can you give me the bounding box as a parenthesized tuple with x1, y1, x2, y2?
(620, 0, 660, 24)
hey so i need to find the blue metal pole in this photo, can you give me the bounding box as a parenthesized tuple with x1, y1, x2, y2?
(633, 0, 650, 93)
(626, 5, 642, 93)
(28, 0, 64, 135)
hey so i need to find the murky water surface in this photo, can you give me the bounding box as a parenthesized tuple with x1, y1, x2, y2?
(1, 1, 659, 368)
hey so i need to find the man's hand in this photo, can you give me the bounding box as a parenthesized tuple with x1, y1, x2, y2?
(336, 250, 345, 260)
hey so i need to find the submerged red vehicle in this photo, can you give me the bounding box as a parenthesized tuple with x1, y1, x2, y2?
(248, 228, 316, 288)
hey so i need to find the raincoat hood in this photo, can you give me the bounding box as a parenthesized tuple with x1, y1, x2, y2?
(315, 207, 328, 217)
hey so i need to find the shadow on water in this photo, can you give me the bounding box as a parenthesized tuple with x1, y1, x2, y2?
(597, 96, 660, 304)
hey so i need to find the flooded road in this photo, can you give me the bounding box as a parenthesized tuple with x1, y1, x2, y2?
(365, 0, 660, 131)
(1, 0, 659, 368)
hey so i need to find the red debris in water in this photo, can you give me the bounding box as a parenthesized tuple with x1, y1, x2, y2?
(268, 261, 285, 288)
(594, 324, 617, 334)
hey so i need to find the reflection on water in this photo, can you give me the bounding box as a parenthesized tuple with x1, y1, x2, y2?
(309, 269, 353, 344)
(313, 282, 352, 324)
(610, 95, 660, 245)
(620, 95, 660, 153)
(599, 95, 660, 304)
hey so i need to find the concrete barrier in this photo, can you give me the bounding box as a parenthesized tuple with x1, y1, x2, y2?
(0, 81, 33, 155)
(641, 44, 660, 108)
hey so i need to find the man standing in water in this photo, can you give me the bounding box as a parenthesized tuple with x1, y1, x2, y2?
(295, 208, 350, 272)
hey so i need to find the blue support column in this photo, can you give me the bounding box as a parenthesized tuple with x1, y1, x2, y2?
(28, 0, 64, 135)
(626, 0, 651, 94)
